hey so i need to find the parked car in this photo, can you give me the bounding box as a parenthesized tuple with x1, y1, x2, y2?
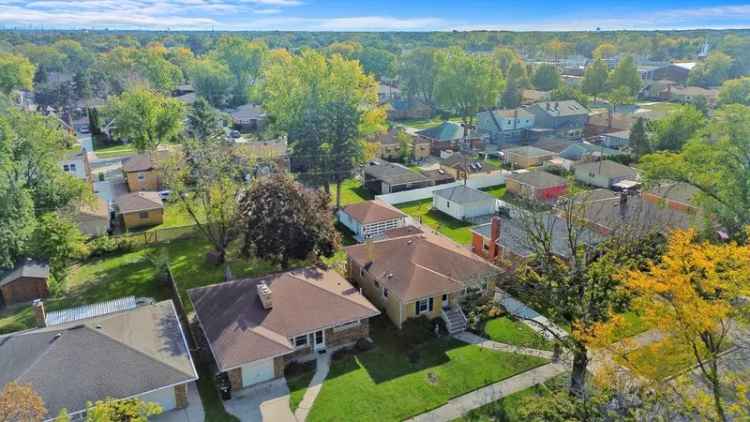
(159, 190, 172, 201)
(230, 130, 241, 139)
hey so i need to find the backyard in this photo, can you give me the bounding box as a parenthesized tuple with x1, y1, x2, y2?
(305, 317, 548, 422)
(93, 136, 136, 159)
(329, 178, 373, 207)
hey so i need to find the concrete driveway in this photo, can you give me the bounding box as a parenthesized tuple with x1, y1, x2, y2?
(224, 378, 297, 422)
(152, 382, 204, 422)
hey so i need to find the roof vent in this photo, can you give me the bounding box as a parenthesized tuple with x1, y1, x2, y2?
(386, 273, 394, 279)
(257, 282, 273, 310)
(407, 239, 413, 245)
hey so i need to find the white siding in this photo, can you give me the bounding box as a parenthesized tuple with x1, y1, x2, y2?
(140, 387, 177, 412)
(241, 359, 275, 387)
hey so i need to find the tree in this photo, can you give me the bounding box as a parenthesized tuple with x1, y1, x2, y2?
(434, 48, 503, 134)
(622, 230, 750, 421)
(239, 173, 340, 268)
(189, 58, 233, 108)
(356, 47, 396, 79)
(648, 104, 706, 152)
(607, 86, 634, 114)
(641, 105, 750, 241)
(396, 129, 414, 163)
(608, 56, 641, 97)
(85, 398, 162, 422)
(500, 77, 522, 109)
(0, 53, 35, 94)
(688, 52, 733, 87)
(0, 382, 46, 422)
(718, 77, 750, 106)
(493, 47, 522, 76)
(549, 85, 590, 107)
(31, 213, 86, 282)
(212, 37, 267, 106)
(532, 64, 561, 91)
(322, 101, 364, 210)
(398, 47, 439, 111)
(107, 88, 185, 152)
(187, 98, 221, 141)
(581, 58, 609, 101)
(592, 42, 617, 59)
(545, 39, 571, 64)
(506, 61, 529, 89)
(629, 117, 650, 159)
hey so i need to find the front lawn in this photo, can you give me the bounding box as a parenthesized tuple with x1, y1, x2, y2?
(396, 199, 474, 245)
(286, 361, 317, 412)
(306, 318, 548, 422)
(483, 317, 554, 351)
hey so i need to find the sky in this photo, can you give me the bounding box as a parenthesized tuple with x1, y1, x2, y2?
(2, 0, 750, 31)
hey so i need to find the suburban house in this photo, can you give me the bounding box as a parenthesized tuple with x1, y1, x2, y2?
(585, 110, 639, 138)
(75, 197, 111, 237)
(416, 121, 482, 153)
(501, 145, 558, 169)
(385, 98, 432, 120)
(123, 152, 166, 192)
(476, 108, 535, 145)
(526, 100, 589, 139)
(574, 160, 638, 189)
(0, 300, 198, 419)
(642, 182, 702, 215)
(668, 86, 720, 106)
(642, 62, 696, 84)
(189, 268, 379, 391)
(337, 200, 408, 242)
(506, 170, 568, 203)
(600, 130, 631, 150)
(0, 259, 49, 306)
(345, 232, 499, 332)
(439, 152, 500, 180)
(432, 185, 496, 221)
(227, 103, 266, 132)
(368, 128, 429, 161)
(471, 214, 602, 262)
(559, 142, 627, 162)
(363, 162, 433, 195)
(116, 191, 164, 230)
(60, 149, 94, 182)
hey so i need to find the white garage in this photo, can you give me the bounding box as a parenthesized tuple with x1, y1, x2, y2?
(432, 185, 497, 221)
(140, 386, 177, 412)
(241, 358, 276, 387)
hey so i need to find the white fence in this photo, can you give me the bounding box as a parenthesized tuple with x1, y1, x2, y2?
(376, 171, 508, 205)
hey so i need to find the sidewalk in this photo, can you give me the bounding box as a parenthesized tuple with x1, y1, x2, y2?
(294, 352, 331, 422)
(495, 289, 569, 340)
(453, 331, 554, 360)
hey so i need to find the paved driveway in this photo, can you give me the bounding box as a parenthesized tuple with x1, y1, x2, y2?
(152, 382, 204, 422)
(224, 378, 297, 422)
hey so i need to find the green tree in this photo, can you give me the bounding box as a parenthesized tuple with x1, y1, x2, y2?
(356, 47, 396, 79)
(189, 58, 233, 108)
(322, 100, 364, 210)
(531, 64, 561, 91)
(629, 117, 650, 159)
(500, 77, 522, 108)
(718, 77, 750, 106)
(31, 213, 86, 282)
(434, 48, 504, 134)
(608, 55, 641, 97)
(187, 98, 221, 141)
(212, 37, 267, 105)
(549, 85, 590, 107)
(85, 398, 162, 422)
(688, 51, 733, 87)
(607, 86, 634, 114)
(239, 173, 340, 269)
(397, 129, 414, 163)
(493, 47, 522, 76)
(581, 58, 609, 101)
(648, 104, 706, 152)
(506, 61, 529, 89)
(107, 87, 185, 152)
(398, 47, 439, 111)
(0, 52, 35, 94)
(592, 42, 617, 59)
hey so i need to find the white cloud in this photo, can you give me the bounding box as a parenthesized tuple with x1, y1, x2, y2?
(252, 8, 282, 15)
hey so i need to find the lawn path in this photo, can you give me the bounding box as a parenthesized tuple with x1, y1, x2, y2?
(405, 362, 567, 422)
(294, 353, 331, 422)
(453, 331, 554, 360)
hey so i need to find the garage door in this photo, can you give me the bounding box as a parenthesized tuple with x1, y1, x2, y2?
(140, 386, 177, 412)
(241, 358, 276, 387)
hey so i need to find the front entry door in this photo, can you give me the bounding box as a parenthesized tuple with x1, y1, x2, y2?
(314, 330, 326, 351)
(442, 294, 450, 310)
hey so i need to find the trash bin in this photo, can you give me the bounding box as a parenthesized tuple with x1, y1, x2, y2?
(216, 373, 232, 400)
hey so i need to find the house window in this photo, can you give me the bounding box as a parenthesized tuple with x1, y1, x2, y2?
(137, 172, 145, 181)
(138, 211, 149, 219)
(442, 294, 448, 301)
(415, 298, 433, 315)
(293, 335, 308, 348)
(334, 320, 361, 332)
(383, 288, 389, 299)
(63, 164, 76, 172)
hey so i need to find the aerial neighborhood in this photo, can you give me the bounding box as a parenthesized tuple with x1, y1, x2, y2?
(0, 21, 749, 422)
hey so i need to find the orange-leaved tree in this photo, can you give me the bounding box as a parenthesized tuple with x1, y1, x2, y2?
(0, 382, 47, 422)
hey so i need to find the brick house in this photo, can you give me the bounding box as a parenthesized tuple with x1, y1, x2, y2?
(0, 259, 49, 306)
(189, 268, 380, 391)
(116, 191, 164, 230)
(506, 170, 568, 203)
(0, 300, 197, 419)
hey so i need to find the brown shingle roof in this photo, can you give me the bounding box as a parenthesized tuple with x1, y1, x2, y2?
(345, 233, 500, 302)
(341, 200, 406, 225)
(188, 268, 380, 371)
(78, 197, 109, 221)
(116, 191, 163, 214)
(122, 150, 169, 173)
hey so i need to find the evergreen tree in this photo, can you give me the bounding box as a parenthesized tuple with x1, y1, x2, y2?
(629, 117, 650, 159)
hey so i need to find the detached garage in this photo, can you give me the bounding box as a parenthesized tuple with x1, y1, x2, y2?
(432, 185, 497, 221)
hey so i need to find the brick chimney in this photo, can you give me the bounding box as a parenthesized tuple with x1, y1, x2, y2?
(257, 282, 273, 310)
(32, 299, 46, 327)
(488, 216, 502, 259)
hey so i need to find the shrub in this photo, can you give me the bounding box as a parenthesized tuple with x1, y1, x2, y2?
(332, 346, 355, 361)
(399, 315, 436, 349)
(86, 236, 136, 258)
(0, 321, 28, 335)
(355, 337, 375, 352)
(461, 287, 506, 332)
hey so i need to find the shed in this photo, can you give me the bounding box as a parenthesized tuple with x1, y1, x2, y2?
(0, 259, 49, 305)
(432, 185, 496, 221)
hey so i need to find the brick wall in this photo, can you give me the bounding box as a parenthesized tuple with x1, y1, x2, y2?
(325, 319, 370, 348)
(174, 384, 188, 409)
(228, 368, 242, 391)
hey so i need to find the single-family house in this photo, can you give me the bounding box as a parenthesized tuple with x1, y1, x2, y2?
(116, 191, 164, 230)
(363, 162, 433, 195)
(0, 300, 198, 420)
(560, 143, 627, 162)
(60, 149, 94, 182)
(173, 84, 196, 105)
(0, 259, 49, 306)
(345, 232, 499, 332)
(227, 104, 266, 132)
(417, 121, 482, 153)
(668, 86, 719, 106)
(75, 197, 111, 237)
(432, 185, 496, 221)
(123, 151, 167, 192)
(600, 130, 630, 150)
(642, 63, 696, 84)
(527, 100, 589, 139)
(337, 200, 408, 242)
(476, 108, 535, 145)
(585, 110, 639, 138)
(368, 128, 423, 161)
(189, 268, 379, 391)
(440, 152, 500, 180)
(642, 182, 702, 215)
(506, 170, 568, 203)
(501, 145, 558, 169)
(574, 160, 638, 189)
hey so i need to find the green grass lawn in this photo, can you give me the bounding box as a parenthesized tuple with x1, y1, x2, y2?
(306, 318, 548, 422)
(483, 317, 554, 351)
(286, 361, 317, 412)
(329, 179, 373, 207)
(611, 310, 652, 343)
(196, 363, 240, 422)
(396, 199, 474, 245)
(480, 185, 507, 199)
(93, 142, 136, 159)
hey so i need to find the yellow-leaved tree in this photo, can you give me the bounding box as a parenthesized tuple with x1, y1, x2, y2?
(623, 229, 750, 421)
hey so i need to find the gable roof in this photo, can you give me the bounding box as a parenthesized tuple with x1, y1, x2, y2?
(78, 197, 110, 221)
(580, 193, 695, 234)
(364, 162, 430, 186)
(123, 153, 157, 173)
(116, 191, 164, 214)
(648, 182, 701, 206)
(575, 160, 637, 180)
(416, 121, 466, 142)
(531, 100, 588, 117)
(345, 233, 499, 301)
(560, 143, 624, 161)
(342, 200, 406, 225)
(0, 300, 197, 417)
(507, 170, 567, 189)
(502, 145, 557, 158)
(434, 185, 495, 205)
(0, 259, 49, 287)
(227, 103, 265, 122)
(440, 153, 499, 173)
(188, 268, 379, 371)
